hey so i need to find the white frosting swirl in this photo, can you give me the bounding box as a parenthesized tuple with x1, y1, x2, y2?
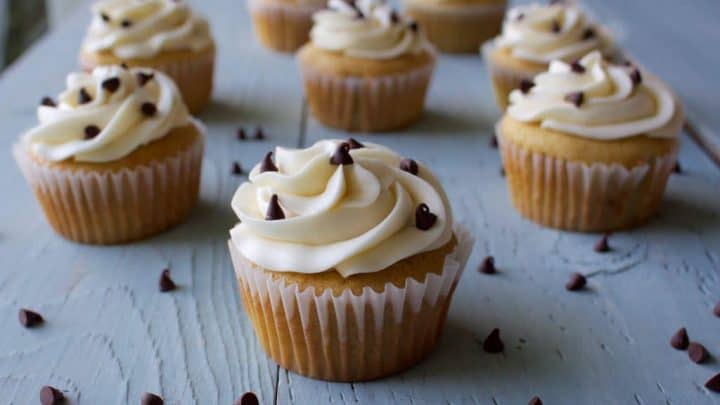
(23, 66, 191, 162)
(83, 0, 213, 59)
(495, 3, 612, 64)
(310, 0, 427, 59)
(507, 51, 679, 140)
(230, 140, 454, 278)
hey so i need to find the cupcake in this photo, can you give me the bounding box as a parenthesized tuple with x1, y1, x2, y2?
(402, 0, 507, 54)
(497, 51, 683, 232)
(13, 65, 204, 244)
(249, 0, 326, 52)
(79, 0, 215, 113)
(228, 139, 473, 381)
(483, 2, 615, 110)
(297, 0, 436, 132)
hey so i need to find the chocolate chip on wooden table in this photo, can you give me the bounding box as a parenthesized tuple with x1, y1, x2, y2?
(706, 373, 720, 393)
(688, 342, 710, 364)
(260, 151, 278, 173)
(594, 233, 611, 253)
(415, 203, 437, 230)
(528, 396, 543, 405)
(254, 126, 265, 140)
(40, 385, 64, 405)
(41, 97, 56, 107)
(18, 308, 43, 328)
(141, 102, 157, 117)
(141, 392, 164, 405)
(235, 392, 260, 405)
(232, 162, 244, 175)
(670, 327, 689, 350)
(237, 127, 247, 140)
(400, 158, 419, 175)
(102, 77, 121, 93)
(78, 87, 92, 104)
(565, 91, 584, 107)
(137, 72, 155, 86)
(266, 195, 285, 220)
(479, 256, 496, 274)
(565, 272, 587, 291)
(84, 125, 101, 140)
(159, 269, 177, 292)
(330, 142, 354, 165)
(347, 137, 364, 149)
(519, 79, 535, 94)
(483, 328, 504, 353)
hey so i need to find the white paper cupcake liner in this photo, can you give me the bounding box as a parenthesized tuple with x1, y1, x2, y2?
(13, 122, 205, 245)
(229, 224, 474, 381)
(249, 0, 322, 52)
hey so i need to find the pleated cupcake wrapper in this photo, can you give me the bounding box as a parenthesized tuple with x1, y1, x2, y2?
(229, 224, 474, 381)
(481, 42, 546, 111)
(13, 123, 205, 245)
(248, 0, 322, 52)
(299, 57, 436, 132)
(497, 127, 678, 232)
(404, 2, 506, 53)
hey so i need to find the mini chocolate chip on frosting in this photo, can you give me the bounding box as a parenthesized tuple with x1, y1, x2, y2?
(230, 139, 453, 277)
(22, 65, 191, 163)
(310, 0, 429, 60)
(508, 51, 681, 140)
(494, 2, 614, 64)
(83, 0, 213, 60)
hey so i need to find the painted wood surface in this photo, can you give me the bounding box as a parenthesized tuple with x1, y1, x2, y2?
(0, 0, 718, 404)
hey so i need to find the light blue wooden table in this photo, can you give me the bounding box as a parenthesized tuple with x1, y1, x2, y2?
(1, 1, 719, 404)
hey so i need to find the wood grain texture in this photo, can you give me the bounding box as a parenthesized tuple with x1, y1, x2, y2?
(0, 0, 718, 404)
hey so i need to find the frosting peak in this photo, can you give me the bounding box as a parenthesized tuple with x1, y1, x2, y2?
(23, 65, 191, 162)
(83, 0, 213, 59)
(230, 139, 453, 277)
(507, 51, 680, 140)
(310, 0, 428, 59)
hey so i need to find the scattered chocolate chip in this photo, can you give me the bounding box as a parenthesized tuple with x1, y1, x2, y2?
(408, 21, 419, 32)
(594, 233, 611, 253)
(141, 392, 164, 405)
(102, 77, 121, 93)
(570, 60, 586, 74)
(673, 161, 683, 174)
(630, 69, 643, 86)
(565, 272, 587, 291)
(706, 373, 720, 392)
(400, 158, 419, 175)
(415, 203, 437, 231)
(714, 302, 720, 317)
(41, 97, 56, 107)
(582, 27, 596, 40)
(330, 142, 354, 165)
(347, 137, 364, 149)
(254, 126, 265, 140)
(235, 392, 260, 405)
(121, 19, 132, 28)
(689, 342, 710, 364)
(260, 151, 278, 173)
(265, 194, 285, 221)
(137, 72, 155, 87)
(479, 256, 496, 274)
(78, 87, 92, 104)
(670, 327, 689, 350)
(159, 269, 177, 293)
(237, 127, 247, 140)
(18, 308, 43, 328)
(519, 79, 535, 94)
(551, 20, 561, 33)
(141, 102, 157, 117)
(565, 91, 584, 108)
(483, 328, 504, 353)
(232, 162, 243, 175)
(40, 385, 64, 405)
(490, 134, 498, 148)
(100, 12, 110, 22)
(84, 125, 101, 140)
(528, 396, 543, 405)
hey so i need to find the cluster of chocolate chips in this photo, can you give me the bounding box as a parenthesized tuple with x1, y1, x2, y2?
(669, 327, 720, 391)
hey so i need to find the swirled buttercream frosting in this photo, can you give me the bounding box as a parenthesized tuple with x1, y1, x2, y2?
(494, 2, 612, 64)
(310, 0, 428, 59)
(23, 65, 191, 163)
(230, 139, 454, 277)
(507, 51, 679, 140)
(83, 0, 213, 59)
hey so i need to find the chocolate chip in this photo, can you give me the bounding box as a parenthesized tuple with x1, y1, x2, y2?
(159, 269, 177, 292)
(254, 126, 265, 140)
(137, 72, 155, 87)
(582, 27, 596, 40)
(565, 272, 587, 291)
(141, 102, 157, 117)
(18, 308, 43, 328)
(519, 79, 535, 94)
(78, 87, 92, 104)
(265, 194, 285, 221)
(479, 256, 496, 274)
(330, 142, 354, 165)
(120, 62, 129, 70)
(389, 11, 399, 24)
(232, 162, 243, 175)
(40, 385, 64, 405)
(490, 134, 498, 148)
(347, 137, 364, 149)
(84, 125, 101, 140)
(528, 397, 543, 405)
(100, 12, 110, 22)
(705, 373, 720, 392)
(594, 233, 611, 253)
(121, 19, 132, 28)
(260, 151, 278, 173)
(41, 97, 56, 107)
(630, 69, 643, 86)
(551, 20, 561, 33)
(570, 60, 586, 74)
(141, 392, 164, 405)
(714, 302, 720, 317)
(415, 203, 437, 231)
(400, 158, 419, 175)
(408, 21, 419, 32)
(355, 10, 365, 19)
(237, 127, 247, 140)
(516, 12, 525, 21)
(673, 161, 683, 174)
(689, 342, 710, 364)
(483, 328, 504, 353)
(235, 392, 260, 405)
(670, 327, 689, 350)
(102, 77, 120, 93)
(565, 91, 584, 108)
